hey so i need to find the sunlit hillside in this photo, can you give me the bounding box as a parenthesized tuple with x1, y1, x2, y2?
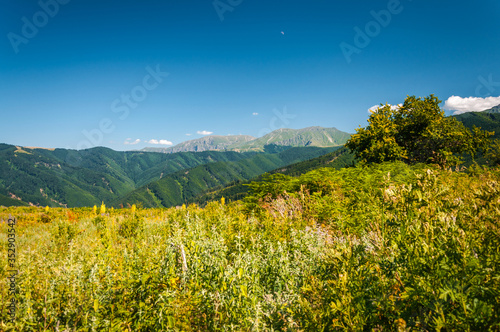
(1, 162, 499, 330)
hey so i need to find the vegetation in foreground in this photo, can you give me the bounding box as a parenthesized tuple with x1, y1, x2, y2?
(1, 162, 499, 331)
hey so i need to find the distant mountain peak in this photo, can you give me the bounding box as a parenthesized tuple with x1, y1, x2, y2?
(485, 104, 500, 114)
(142, 126, 352, 153)
(142, 134, 255, 153)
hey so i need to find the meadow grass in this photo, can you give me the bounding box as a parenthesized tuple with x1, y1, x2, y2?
(1, 162, 499, 331)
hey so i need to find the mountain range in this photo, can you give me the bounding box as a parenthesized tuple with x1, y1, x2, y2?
(0, 126, 351, 207)
(142, 126, 351, 153)
(142, 135, 255, 153)
(1, 111, 499, 209)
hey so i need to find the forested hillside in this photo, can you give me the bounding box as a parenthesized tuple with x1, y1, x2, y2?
(113, 146, 340, 208)
(0, 144, 255, 207)
(453, 112, 500, 138)
(1, 106, 498, 208)
(191, 146, 354, 206)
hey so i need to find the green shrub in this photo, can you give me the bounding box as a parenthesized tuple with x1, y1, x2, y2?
(118, 214, 144, 238)
(39, 213, 52, 223)
(51, 220, 78, 248)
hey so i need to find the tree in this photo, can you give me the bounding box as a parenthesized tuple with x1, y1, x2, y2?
(485, 139, 500, 166)
(346, 95, 493, 166)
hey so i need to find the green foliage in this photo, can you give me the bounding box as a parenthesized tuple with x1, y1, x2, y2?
(274, 146, 354, 176)
(50, 220, 78, 248)
(347, 103, 407, 163)
(92, 215, 107, 234)
(118, 215, 144, 238)
(39, 213, 52, 223)
(486, 139, 500, 166)
(1, 163, 499, 330)
(0, 145, 256, 208)
(116, 147, 339, 208)
(0, 193, 28, 207)
(346, 95, 494, 166)
(454, 111, 500, 138)
(191, 147, 354, 207)
(92, 215, 106, 226)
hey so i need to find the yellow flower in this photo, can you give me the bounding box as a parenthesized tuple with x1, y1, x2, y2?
(131, 204, 136, 213)
(100, 202, 106, 214)
(221, 196, 225, 205)
(45, 205, 49, 213)
(170, 277, 179, 289)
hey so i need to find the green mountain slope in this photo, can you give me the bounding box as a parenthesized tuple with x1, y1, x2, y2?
(191, 147, 355, 206)
(0, 193, 28, 207)
(113, 147, 340, 208)
(0, 144, 255, 207)
(454, 112, 500, 138)
(51, 147, 257, 186)
(189, 111, 500, 206)
(2, 113, 496, 208)
(230, 126, 351, 151)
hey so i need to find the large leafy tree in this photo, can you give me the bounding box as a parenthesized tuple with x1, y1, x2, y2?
(346, 95, 493, 166)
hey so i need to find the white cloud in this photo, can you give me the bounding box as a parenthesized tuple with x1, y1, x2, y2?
(146, 139, 173, 145)
(444, 95, 500, 114)
(368, 104, 402, 114)
(185, 133, 192, 136)
(252, 112, 259, 116)
(197, 130, 213, 135)
(124, 138, 141, 145)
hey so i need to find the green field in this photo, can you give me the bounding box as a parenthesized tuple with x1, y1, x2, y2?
(1, 162, 499, 331)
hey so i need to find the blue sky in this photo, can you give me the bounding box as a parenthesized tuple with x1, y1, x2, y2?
(1, 0, 499, 151)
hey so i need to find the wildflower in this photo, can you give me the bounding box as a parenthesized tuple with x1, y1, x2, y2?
(100, 202, 106, 214)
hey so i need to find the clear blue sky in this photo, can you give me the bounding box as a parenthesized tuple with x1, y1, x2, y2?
(1, 0, 499, 150)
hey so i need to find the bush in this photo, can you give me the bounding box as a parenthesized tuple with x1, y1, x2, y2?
(51, 220, 78, 248)
(92, 215, 106, 230)
(39, 213, 52, 223)
(118, 214, 144, 238)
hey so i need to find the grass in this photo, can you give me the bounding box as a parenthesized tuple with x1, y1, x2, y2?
(1, 162, 499, 331)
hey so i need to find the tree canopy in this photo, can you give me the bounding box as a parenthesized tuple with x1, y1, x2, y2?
(346, 95, 493, 166)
